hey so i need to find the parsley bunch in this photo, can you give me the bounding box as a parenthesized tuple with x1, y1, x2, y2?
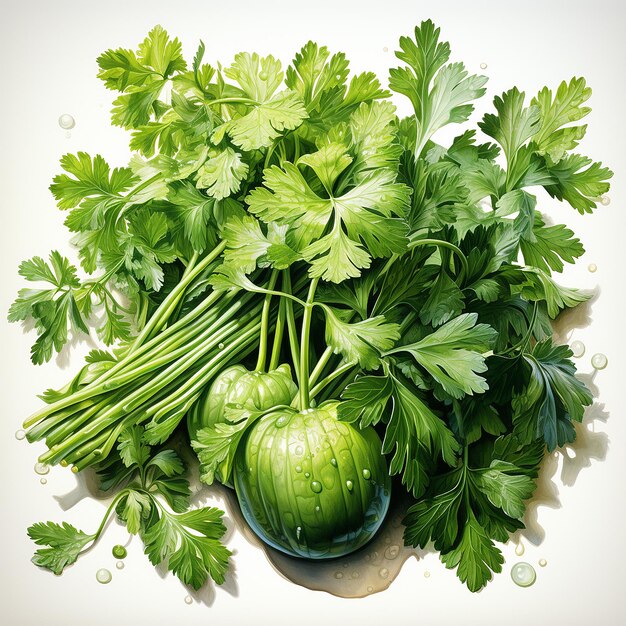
(12, 20, 611, 593)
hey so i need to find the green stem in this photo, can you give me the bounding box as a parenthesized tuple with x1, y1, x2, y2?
(268, 297, 286, 371)
(408, 236, 469, 284)
(309, 361, 357, 400)
(130, 242, 226, 352)
(299, 278, 319, 410)
(23, 289, 230, 429)
(283, 270, 301, 383)
(308, 346, 334, 388)
(206, 96, 257, 107)
(255, 271, 278, 372)
(78, 490, 129, 554)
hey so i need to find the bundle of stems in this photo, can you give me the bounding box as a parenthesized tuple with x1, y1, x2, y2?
(22, 247, 277, 472)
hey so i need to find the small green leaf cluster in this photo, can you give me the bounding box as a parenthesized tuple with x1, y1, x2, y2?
(29, 428, 230, 589)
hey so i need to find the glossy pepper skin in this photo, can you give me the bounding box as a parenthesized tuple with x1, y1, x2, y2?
(187, 364, 298, 441)
(233, 401, 391, 559)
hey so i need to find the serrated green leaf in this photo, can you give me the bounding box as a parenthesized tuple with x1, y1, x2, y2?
(323, 307, 400, 369)
(28, 522, 95, 575)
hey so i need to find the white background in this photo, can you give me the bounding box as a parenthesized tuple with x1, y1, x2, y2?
(1, 0, 624, 624)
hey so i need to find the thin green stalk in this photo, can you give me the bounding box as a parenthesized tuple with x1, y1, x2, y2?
(130, 242, 226, 352)
(308, 346, 334, 389)
(44, 391, 130, 451)
(255, 271, 278, 372)
(310, 361, 357, 400)
(147, 315, 262, 419)
(23, 288, 236, 429)
(299, 278, 319, 410)
(283, 270, 301, 383)
(77, 490, 129, 553)
(40, 320, 243, 461)
(268, 297, 286, 371)
(71, 323, 261, 471)
(206, 96, 257, 107)
(408, 236, 469, 284)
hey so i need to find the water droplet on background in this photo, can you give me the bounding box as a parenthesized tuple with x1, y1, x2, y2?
(218, 342, 224, 350)
(362, 468, 371, 480)
(58, 113, 75, 130)
(295, 445, 303, 455)
(96, 568, 112, 584)
(538, 558, 547, 567)
(384, 545, 400, 560)
(600, 195, 611, 206)
(311, 481, 322, 493)
(259, 71, 268, 80)
(15, 429, 26, 440)
(424, 570, 431, 578)
(64, 131, 72, 139)
(591, 353, 608, 370)
(112, 545, 127, 559)
(379, 567, 389, 579)
(367, 585, 374, 592)
(570, 340, 585, 358)
(480, 62, 488, 69)
(295, 465, 302, 473)
(511, 562, 536, 587)
(515, 542, 525, 557)
(334, 571, 343, 579)
(40, 478, 47, 485)
(588, 263, 598, 273)
(351, 570, 360, 579)
(116, 561, 125, 570)
(34, 462, 50, 476)
(346, 480, 354, 492)
(296, 526, 302, 541)
(184, 595, 193, 604)
(304, 472, 310, 478)
(330, 458, 337, 467)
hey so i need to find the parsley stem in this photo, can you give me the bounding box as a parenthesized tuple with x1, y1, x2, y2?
(408, 236, 469, 284)
(268, 297, 286, 371)
(38, 305, 263, 466)
(130, 242, 226, 353)
(78, 490, 129, 556)
(299, 278, 319, 410)
(255, 270, 279, 372)
(206, 96, 257, 107)
(283, 270, 301, 384)
(308, 346, 334, 389)
(309, 361, 357, 400)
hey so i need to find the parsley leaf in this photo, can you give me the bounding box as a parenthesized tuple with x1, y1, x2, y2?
(390, 20, 487, 158)
(8, 251, 89, 364)
(211, 53, 307, 151)
(387, 313, 497, 399)
(520, 212, 584, 274)
(28, 432, 230, 589)
(544, 153, 613, 214)
(143, 507, 231, 588)
(512, 340, 593, 450)
(531, 77, 591, 163)
(247, 162, 409, 282)
(404, 435, 542, 591)
(322, 306, 400, 369)
(27, 522, 95, 575)
(97, 26, 187, 129)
